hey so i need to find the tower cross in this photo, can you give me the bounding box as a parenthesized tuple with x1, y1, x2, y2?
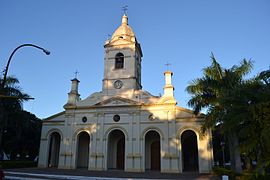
(122, 5, 128, 15)
(165, 62, 172, 71)
(74, 70, 79, 79)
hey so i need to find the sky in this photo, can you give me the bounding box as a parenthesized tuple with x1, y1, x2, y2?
(0, 0, 269, 119)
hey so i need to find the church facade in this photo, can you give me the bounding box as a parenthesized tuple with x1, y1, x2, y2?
(38, 14, 213, 173)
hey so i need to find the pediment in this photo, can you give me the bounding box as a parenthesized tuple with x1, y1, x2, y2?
(43, 111, 65, 122)
(94, 96, 141, 107)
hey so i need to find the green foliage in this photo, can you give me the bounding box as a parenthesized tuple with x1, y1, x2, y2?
(2, 110, 42, 160)
(186, 54, 253, 173)
(186, 54, 270, 175)
(213, 167, 270, 180)
(0, 160, 37, 169)
(238, 172, 270, 180)
(237, 79, 270, 173)
(1, 76, 30, 111)
(0, 76, 41, 160)
(212, 166, 236, 178)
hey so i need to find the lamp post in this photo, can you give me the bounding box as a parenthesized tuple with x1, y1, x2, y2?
(220, 141, 226, 168)
(1, 44, 50, 90)
(0, 43, 50, 155)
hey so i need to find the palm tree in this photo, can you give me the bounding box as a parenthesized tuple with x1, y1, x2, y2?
(235, 69, 270, 174)
(0, 76, 30, 156)
(186, 54, 253, 173)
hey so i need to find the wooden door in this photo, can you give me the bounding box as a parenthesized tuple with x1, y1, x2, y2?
(116, 137, 125, 170)
(151, 141, 160, 170)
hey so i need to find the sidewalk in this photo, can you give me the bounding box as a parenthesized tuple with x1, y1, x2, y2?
(4, 168, 219, 180)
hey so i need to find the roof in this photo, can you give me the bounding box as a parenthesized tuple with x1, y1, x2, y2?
(111, 15, 136, 42)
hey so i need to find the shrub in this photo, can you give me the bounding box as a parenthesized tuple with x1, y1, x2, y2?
(212, 166, 237, 179)
(0, 160, 37, 169)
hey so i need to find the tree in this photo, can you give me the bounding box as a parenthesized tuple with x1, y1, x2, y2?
(0, 76, 30, 156)
(2, 110, 41, 160)
(186, 54, 253, 173)
(228, 68, 270, 174)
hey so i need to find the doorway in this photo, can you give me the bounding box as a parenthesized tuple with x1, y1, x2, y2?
(181, 130, 199, 172)
(76, 131, 90, 168)
(47, 132, 61, 167)
(107, 129, 125, 170)
(145, 130, 161, 171)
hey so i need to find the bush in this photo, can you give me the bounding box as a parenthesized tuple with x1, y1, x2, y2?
(212, 166, 270, 180)
(212, 166, 237, 179)
(0, 160, 37, 169)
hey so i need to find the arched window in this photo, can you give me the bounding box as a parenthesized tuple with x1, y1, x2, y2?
(115, 53, 124, 69)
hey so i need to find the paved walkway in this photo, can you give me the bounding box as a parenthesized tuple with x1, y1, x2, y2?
(4, 168, 219, 180)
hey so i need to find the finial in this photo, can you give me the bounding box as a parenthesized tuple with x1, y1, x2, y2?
(165, 62, 172, 71)
(122, 5, 128, 15)
(74, 70, 79, 79)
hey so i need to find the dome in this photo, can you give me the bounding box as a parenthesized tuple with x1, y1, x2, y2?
(111, 15, 136, 41)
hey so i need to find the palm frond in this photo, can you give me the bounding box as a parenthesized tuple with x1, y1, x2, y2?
(203, 53, 223, 80)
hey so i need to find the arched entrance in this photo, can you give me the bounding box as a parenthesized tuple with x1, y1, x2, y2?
(181, 130, 199, 172)
(76, 131, 90, 168)
(107, 129, 125, 170)
(47, 132, 61, 167)
(145, 130, 161, 171)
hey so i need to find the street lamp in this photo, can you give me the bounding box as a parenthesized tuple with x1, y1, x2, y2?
(220, 141, 226, 168)
(1, 43, 50, 90)
(0, 43, 50, 155)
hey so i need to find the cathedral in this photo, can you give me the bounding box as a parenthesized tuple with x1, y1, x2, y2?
(38, 14, 213, 173)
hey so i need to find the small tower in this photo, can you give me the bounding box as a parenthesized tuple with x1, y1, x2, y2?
(66, 78, 80, 106)
(163, 71, 174, 97)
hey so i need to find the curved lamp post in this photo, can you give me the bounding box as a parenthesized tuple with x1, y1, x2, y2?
(0, 43, 50, 154)
(1, 43, 50, 90)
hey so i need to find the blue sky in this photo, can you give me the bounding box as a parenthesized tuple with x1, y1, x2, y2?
(1, 0, 269, 118)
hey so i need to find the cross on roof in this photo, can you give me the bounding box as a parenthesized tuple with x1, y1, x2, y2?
(74, 70, 79, 79)
(165, 62, 172, 71)
(122, 5, 128, 15)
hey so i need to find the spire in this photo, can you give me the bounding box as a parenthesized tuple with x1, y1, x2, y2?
(121, 5, 128, 24)
(66, 78, 80, 106)
(122, 15, 128, 25)
(163, 71, 174, 97)
(108, 13, 136, 44)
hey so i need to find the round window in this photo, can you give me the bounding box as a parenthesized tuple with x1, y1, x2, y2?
(148, 114, 155, 121)
(82, 116, 87, 123)
(113, 115, 120, 122)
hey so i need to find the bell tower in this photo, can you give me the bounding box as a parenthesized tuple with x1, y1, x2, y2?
(102, 14, 143, 96)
